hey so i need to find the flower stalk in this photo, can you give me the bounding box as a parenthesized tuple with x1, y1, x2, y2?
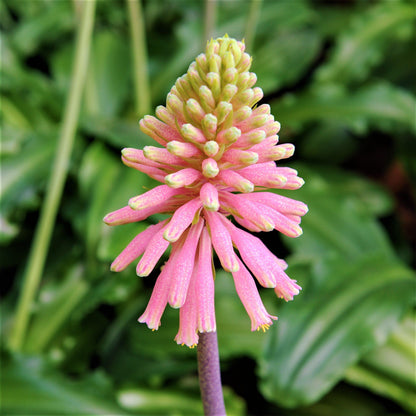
(126, 0, 151, 117)
(197, 331, 226, 416)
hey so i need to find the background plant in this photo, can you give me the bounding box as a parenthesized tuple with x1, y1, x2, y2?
(1, 0, 415, 415)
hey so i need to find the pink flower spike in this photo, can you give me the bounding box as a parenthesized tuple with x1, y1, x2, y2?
(163, 198, 203, 243)
(129, 185, 182, 210)
(200, 182, 219, 211)
(231, 258, 277, 332)
(104, 36, 308, 346)
(136, 225, 170, 277)
(111, 220, 168, 272)
(205, 210, 239, 272)
(168, 218, 204, 308)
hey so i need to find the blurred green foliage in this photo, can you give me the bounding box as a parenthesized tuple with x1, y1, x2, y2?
(1, 0, 415, 415)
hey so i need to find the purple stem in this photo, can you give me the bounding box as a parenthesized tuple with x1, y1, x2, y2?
(197, 331, 226, 415)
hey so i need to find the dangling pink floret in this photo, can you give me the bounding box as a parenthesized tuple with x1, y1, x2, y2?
(104, 36, 308, 346)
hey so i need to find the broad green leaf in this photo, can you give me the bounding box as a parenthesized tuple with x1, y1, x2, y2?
(252, 29, 321, 95)
(76, 142, 152, 262)
(1, 354, 131, 415)
(116, 385, 245, 416)
(8, 1, 74, 56)
(272, 82, 416, 135)
(84, 31, 131, 117)
(81, 115, 156, 149)
(316, 1, 414, 84)
(0, 131, 56, 243)
(25, 265, 89, 353)
(259, 254, 415, 407)
(215, 270, 281, 359)
(345, 312, 416, 414)
(280, 164, 394, 262)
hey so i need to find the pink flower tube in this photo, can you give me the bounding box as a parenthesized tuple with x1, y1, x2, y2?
(104, 36, 307, 347)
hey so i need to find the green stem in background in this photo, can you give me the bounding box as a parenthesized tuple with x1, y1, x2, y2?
(244, 0, 263, 52)
(9, 0, 96, 352)
(126, 0, 151, 117)
(26, 273, 89, 353)
(204, 0, 217, 45)
(197, 331, 226, 416)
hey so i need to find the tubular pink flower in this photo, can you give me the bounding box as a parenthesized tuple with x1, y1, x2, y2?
(111, 220, 168, 272)
(232, 259, 277, 332)
(138, 243, 182, 330)
(163, 198, 203, 243)
(195, 228, 216, 333)
(168, 218, 204, 308)
(104, 36, 308, 346)
(136, 225, 170, 277)
(205, 210, 239, 273)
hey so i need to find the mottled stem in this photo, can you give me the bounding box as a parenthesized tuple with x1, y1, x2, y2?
(197, 331, 226, 416)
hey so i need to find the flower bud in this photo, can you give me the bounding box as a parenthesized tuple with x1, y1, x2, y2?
(204, 140, 220, 157)
(221, 84, 238, 102)
(234, 106, 252, 123)
(199, 85, 216, 111)
(216, 126, 241, 145)
(167, 141, 201, 158)
(185, 99, 205, 124)
(215, 101, 233, 125)
(223, 68, 238, 84)
(181, 123, 206, 144)
(202, 158, 219, 178)
(206, 72, 221, 99)
(201, 113, 218, 140)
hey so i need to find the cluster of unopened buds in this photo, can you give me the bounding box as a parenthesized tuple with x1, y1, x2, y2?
(104, 36, 308, 347)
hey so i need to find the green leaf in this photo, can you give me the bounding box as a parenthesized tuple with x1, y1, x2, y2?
(272, 82, 416, 135)
(252, 29, 321, 94)
(259, 254, 416, 407)
(75, 142, 152, 263)
(215, 270, 280, 359)
(9, 1, 74, 56)
(81, 115, 156, 149)
(345, 311, 416, 414)
(316, 1, 414, 84)
(25, 265, 89, 353)
(116, 385, 245, 416)
(1, 354, 131, 415)
(83, 31, 131, 117)
(0, 131, 56, 243)
(280, 164, 394, 262)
